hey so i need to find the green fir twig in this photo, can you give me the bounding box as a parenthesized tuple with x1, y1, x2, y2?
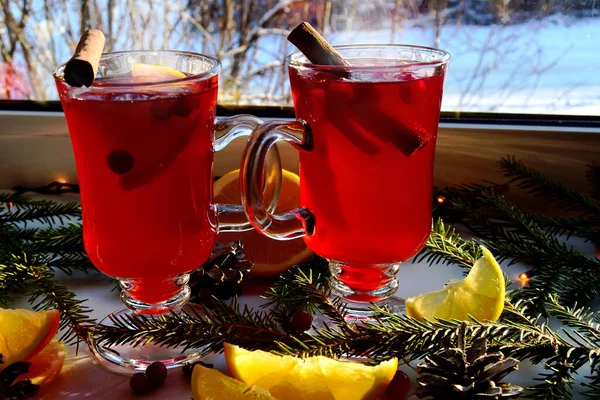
(498, 156, 600, 217)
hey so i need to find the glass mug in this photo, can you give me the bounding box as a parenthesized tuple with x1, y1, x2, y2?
(53, 50, 280, 371)
(241, 45, 450, 319)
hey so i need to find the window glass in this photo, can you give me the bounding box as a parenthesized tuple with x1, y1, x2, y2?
(1, 0, 598, 115)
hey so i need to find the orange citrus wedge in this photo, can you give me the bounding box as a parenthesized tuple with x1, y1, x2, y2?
(16, 340, 66, 385)
(131, 63, 186, 83)
(192, 363, 275, 400)
(0, 309, 60, 367)
(224, 343, 398, 400)
(215, 169, 313, 277)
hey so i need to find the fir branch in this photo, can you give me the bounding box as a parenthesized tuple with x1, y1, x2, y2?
(526, 360, 578, 400)
(89, 260, 600, 399)
(0, 226, 39, 244)
(0, 201, 81, 227)
(15, 256, 97, 351)
(547, 296, 600, 351)
(0, 259, 34, 306)
(581, 365, 600, 399)
(435, 190, 600, 310)
(94, 298, 292, 356)
(262, 255, 330, 327)
(436, 182, 598, 245)
(475, 193, 600, 307)
(498, 156, 600, 216)
(92, 297, 565, 364)
(414, 218, 482, 272)
(24, 223, 91, 275)
(525, 212, 599, 244)
(29, 223, 84, 254)
(42, 252, 94, 275)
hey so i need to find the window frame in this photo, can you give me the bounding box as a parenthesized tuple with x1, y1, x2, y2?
(2, 100, 600, 127)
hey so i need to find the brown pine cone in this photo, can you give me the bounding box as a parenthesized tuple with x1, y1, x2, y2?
(416, 324, 523, 399)
(189, 241, 253, 306)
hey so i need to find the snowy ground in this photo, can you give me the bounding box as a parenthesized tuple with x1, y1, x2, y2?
(308, 14, 600, 115)
(229, 13, 599, 115)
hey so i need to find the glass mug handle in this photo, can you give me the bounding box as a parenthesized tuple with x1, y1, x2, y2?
(240, 119, 315, 239)
(213, 114, 282, 232)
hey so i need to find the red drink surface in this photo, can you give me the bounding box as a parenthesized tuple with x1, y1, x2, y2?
(57, 75, 218, 304)
(289, 65, 445, 298)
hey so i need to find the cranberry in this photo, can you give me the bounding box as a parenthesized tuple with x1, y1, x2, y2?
(106, 150, 134, 174)
(130, 372, 153, 395)
(150, 99, 175, 120)
(145, 361, 167, 385)
(290, 310, 312, 332)
(385, 369, 411, 399)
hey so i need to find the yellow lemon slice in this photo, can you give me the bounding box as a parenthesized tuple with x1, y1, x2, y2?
(192, 364, 275, 400)
(406, 245, 505, 322)
(224, 343, 398, 400)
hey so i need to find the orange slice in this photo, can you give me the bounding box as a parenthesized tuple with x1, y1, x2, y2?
(131, 63, 186, 83)
(224, 343, 398, 400)
(0, 309, 60, 367)
(215, 169, 313, 277)
(17, 340, 66, 385)
(192, 363, 275, 400)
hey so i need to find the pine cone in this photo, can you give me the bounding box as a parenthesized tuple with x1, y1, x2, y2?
(416, 324, 523, 400)
(189, 241, 253, 306)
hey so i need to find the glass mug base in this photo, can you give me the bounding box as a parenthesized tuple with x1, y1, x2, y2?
(328, 260, 405, 320)
(89, 305, 206, 374)
(119, 274, 191, 313)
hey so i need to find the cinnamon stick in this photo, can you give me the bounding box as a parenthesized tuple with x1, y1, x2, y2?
(288, 22, 349, 66)
(287, 22, 430, 156)
(64, 29, 105, 87)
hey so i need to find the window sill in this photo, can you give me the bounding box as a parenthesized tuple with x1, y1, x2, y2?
(1, 110, 598, 213)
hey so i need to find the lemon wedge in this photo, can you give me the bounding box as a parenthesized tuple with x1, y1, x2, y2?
(406, 246, 505, 322)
